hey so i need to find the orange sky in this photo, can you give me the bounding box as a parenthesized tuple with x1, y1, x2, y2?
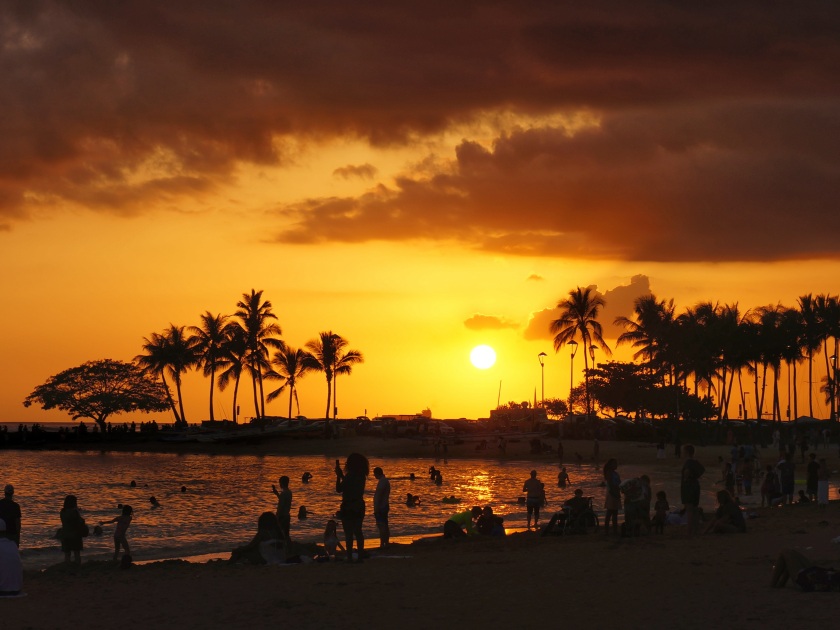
(2, 2, 840, 424)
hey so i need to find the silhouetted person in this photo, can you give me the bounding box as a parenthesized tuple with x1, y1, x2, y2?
(0, 485, 21, 547)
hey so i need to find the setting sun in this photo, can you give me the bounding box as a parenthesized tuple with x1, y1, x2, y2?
(470, 345, 497, 369)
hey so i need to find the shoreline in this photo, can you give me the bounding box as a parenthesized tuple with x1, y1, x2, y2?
(8, 504, 840, 629)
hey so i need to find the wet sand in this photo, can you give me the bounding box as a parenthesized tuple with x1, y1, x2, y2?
(5, 438, 840, 628)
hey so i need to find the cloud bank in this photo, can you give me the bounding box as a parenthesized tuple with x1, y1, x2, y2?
(3, 1, 839, 261)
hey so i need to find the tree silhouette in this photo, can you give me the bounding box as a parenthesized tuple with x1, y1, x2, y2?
(135, 325, 198, 426)
(188, 312, 232, 422)
(24, 359, 169, 431)
(265, 343, 315, 420)
(235, 289, 283, 419)
(551, 286, 612, 416)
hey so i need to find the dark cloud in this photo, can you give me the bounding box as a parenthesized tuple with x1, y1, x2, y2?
(275, 106, 840, 261)
(3, 2, 840, 262)
(523, 275, 651, 342)
(333, 164, 378, 180)
(464, 314, 519, 331)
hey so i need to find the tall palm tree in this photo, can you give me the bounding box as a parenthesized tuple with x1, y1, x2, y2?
(615, 294, 676, 381)
(305, 331, 340, 421)
(265, 344, 315, 419)
(331, 339, 364, 420)
(135, 325, 197, 427)
(550, 286, 612, 417)
(217, 324, 248, 423)
(815, 294, 840, 419)
(797, 294, 822, 418)
(188, 312, 232, 422)
(135, 331, 181, 425)
(235, 289, 283, 420)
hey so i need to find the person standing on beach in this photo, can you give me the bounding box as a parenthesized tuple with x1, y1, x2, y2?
(59, 494, 86, 565)
(336, 453, 369, 562)
(523, 470, 545, 529)
(806, 453, 819, 502)
(271, 476, 292, 541)
(603, 458, 621, 536)
(680, 445, 705, 537)
(0, 484, 21, 547)
(0, 518, 23, 596)
(373, 466, 391, 550)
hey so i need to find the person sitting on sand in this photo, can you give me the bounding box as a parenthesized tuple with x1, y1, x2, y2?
(443, 506, 482, 538)
(406, 493, 421, 507)
(322, 519, 345, 560)
(476, 506, 505, 537)
(704, 490, 746, 534)
(771, 549, 840, 591)
(795, 490, 811, 505)
(230, 512, 284, 565)
(541, 489, 588, 536)
(0, 518, 23, 596)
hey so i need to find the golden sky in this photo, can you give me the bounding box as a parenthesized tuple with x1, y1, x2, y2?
(3, 2, 840, 424)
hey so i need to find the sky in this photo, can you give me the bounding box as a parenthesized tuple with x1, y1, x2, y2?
(3, 1, 840, 425)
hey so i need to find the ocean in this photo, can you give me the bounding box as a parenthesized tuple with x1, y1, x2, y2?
(3, 449, 808, 569)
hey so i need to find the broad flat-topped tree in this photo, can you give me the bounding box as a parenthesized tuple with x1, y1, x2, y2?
(23, 359, 170, 432)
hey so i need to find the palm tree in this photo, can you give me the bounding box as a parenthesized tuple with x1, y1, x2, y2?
(217, 324, 248, 423)
(188, 312, 232, 422)
(135, 325, 197, 427)
(615, 294, 676, 381)
(797, 294, 822, 418)
(235, 289, 283, 420)
(265, 344, 315, 419)
(550, 287, 612, 417)
(305, 331, 339, 421)
(135, 331, 181, 425)
(332, 339, 364, 420)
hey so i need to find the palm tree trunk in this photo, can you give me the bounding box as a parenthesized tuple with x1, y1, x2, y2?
(287, 386, 294, 420)
(175, 375, 187, 427)
(258, 372, 266, 418)
(159, 371, 181, 424)
(793, 361, 799, 419)
(209, 366, 216, 422)
(233, 374, 242, 424)
(773, 366, 781, 421)
(324, 376, 332, 420)
(808, 350, 814, 417)
(251, 364, 260, 420)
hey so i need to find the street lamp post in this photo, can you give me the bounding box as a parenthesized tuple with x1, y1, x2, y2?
(587, 345, 597, 417)
(569, 340, 578, 412)
(538, 352, 547, 408)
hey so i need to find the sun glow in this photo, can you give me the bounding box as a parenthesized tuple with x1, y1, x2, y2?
(470, 345, 496, 369)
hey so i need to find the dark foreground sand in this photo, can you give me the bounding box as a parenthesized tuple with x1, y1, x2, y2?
(4, 438, 840, 629)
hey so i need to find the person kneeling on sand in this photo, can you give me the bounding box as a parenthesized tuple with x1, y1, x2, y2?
(0, 518, 23, 596)
(704, 490, 746, 534)
(230, 512, 285, 565)
(443, 506, 481, 538)
(476, 506, 505, 537)
(771, 549, 840, 591)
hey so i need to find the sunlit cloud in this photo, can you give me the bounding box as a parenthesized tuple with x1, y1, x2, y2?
(464, 314, 519, 331)
(523, 276, 651, 342)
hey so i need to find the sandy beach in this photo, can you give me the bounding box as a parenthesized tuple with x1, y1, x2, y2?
(4, 438, 840, 629)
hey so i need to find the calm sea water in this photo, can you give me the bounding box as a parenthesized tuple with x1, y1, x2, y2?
(5, 449, 817, 569)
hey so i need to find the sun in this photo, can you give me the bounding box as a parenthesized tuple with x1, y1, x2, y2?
(470, 345, 497, 369)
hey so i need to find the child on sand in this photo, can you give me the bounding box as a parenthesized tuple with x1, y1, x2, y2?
(323, 519, 344, 559)
(102, 504, 133, 561)
(652, 491, 669, 534)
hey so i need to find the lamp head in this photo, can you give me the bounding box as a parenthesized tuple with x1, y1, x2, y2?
(538, 352, 547, 366)
(569, 340, 578, 357)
